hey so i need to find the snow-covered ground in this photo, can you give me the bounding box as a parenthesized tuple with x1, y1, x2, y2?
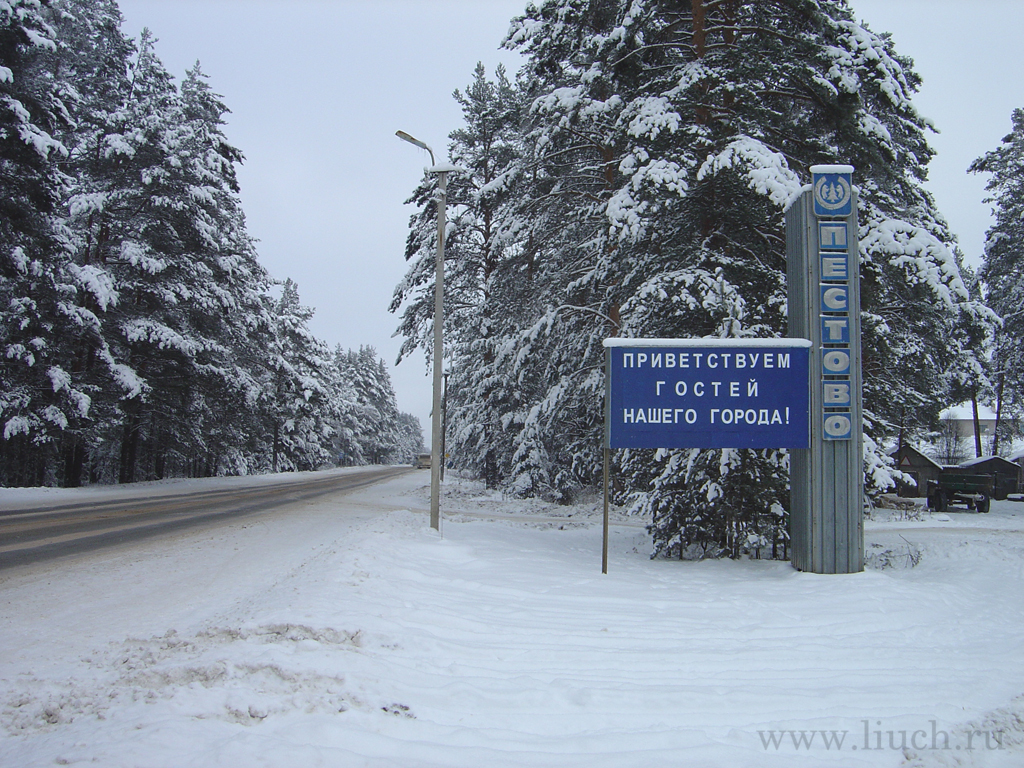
(1, 470, 1023, 767)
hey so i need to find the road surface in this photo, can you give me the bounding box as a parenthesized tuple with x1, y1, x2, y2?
(0, 467, 412, 569)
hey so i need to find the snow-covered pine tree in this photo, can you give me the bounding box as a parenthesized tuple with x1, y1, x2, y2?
(54, 28, 184, 483)
(41, 0, 137, 486)
(970, 107, 1024, 455)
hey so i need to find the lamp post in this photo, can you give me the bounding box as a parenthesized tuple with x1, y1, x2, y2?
(397, 130, 451, 531)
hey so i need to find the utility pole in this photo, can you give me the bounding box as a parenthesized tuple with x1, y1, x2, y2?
(397, 130, 458, 531)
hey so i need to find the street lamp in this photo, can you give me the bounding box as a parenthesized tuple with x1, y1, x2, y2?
(396, 129, 454, 531)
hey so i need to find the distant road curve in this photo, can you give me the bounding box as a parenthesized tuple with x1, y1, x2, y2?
(0, 466, 412, 569)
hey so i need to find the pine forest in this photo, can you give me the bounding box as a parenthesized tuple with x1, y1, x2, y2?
(0, 0, 423, 487)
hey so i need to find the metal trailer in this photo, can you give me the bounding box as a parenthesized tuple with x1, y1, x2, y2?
(925, 468, 1018, 513)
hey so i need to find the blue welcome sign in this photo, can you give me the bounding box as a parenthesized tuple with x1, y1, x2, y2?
(603, 339, 811, 450)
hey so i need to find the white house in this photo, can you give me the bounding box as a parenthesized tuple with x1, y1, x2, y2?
(939, 402, 998, 445)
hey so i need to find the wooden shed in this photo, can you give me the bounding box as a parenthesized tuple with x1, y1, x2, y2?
(890, 444, 943, 498)
(956, 455, 1022, 500)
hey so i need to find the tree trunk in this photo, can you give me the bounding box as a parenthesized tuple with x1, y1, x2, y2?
(63, 435, 85, 488)
(992, 368, 1005, 456)
(971, 394, 983, 458)
(272, 421, 279, 473)
(154, 440, 166, 480)
(691, 0, 706, 59)
(119, 412, 141, 484)
(483, 449, 498, 490)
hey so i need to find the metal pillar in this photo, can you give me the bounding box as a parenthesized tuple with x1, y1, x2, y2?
(787, 177, 864, 573)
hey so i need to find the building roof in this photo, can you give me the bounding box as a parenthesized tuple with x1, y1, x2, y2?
(940, 401, 999, 421)
(891, 444, 942, 469)
(959, 455, 1020, 469)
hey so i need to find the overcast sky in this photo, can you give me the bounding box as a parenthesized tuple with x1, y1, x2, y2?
(117, 0, 1024, 441)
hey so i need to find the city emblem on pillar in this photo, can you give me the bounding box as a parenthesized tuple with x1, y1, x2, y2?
(811, 167, 853, 217)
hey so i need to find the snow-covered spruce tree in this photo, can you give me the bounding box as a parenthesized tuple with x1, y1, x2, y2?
(0, 0, 91, 486)
(60, 29, 178, 483)
(333, 346, 401, 465)
(364, 352, 402, 464)
(391, 63, 525, 489)
(72, 43, 276, 483)
(330, 345, 365, 466)
(498, 1, 641, 501)
(970, 108, 1024, 455)
(260, 279, 338, 473)
(40, 0, 138, 486)
(392, 411, 425, 465)
(499, 0, 990, 555)
(162, 61, 276, 477)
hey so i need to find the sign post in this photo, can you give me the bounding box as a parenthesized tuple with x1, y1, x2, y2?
(601, 338, 812, 572)
(786, 165, 864, 574)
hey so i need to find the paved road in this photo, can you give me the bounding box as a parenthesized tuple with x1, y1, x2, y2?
(0, 467, 412, 569)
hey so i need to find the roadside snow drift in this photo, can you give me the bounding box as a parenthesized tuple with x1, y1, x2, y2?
(1, 471, 1023, 767)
